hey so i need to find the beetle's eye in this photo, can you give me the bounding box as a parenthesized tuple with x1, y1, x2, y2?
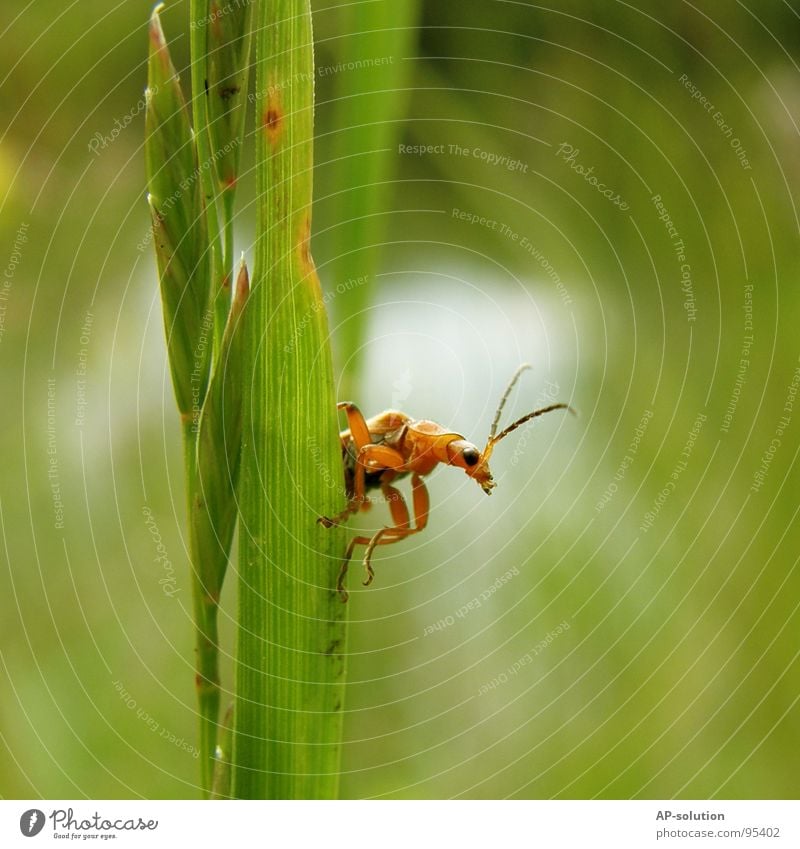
(462, 447, 480, 466)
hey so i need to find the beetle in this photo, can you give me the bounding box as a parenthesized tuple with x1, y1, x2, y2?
(319, 364, 574, 601)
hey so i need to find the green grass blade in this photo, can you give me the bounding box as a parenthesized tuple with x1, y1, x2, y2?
(189, 0, 227, 354)
(206, 0, 253, 194)
(205, 0, 253, 349)
(233, 0, 347, 800)
(147, 2, 246, 798)
(186, 260, 247, 797)
(145, 3, 211, 417)
(196, 258, 248, 601)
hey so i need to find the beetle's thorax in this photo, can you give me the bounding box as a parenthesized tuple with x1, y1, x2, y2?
(398, 418, 463, 474)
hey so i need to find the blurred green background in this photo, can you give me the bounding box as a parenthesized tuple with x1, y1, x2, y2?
(2, 0, 799, 799)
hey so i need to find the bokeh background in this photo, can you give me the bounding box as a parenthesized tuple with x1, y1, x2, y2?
(2, 0, 800, 799)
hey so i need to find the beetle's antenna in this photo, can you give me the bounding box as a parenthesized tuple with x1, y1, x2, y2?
(478, 365, 575, 469)
(491, 402, 575, 447)
(489, 363, 532, 440)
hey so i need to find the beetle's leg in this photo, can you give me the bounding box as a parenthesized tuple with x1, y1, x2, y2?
(327, 443, 407, 601)
(410, 472, 431, 533)
(337, 401, 371, 449)
(336, 536, 366, 602)
(336, 537, 386, 602)
(361, 474, 430, 587)
(319, 443, 405, 528)
(318, 403, 372, 528)
(357, 443, 405, 469)
(360, 481, 411, 587)
(318, 459, 366, 528)
(333, 472, 402, 599)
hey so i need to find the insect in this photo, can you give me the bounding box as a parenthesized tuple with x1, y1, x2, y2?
(319, 364, 575, 601)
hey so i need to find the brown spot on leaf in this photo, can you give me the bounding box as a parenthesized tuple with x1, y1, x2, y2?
(220, 84, 240, 101)
(209, 3, 222, 31)
(264, 90, 283, 146)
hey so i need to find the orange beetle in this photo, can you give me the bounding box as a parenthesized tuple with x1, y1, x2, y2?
(319, 364, 574, 600)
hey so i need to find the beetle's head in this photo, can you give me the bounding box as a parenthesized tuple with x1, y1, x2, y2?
(446, 439, 496, 494)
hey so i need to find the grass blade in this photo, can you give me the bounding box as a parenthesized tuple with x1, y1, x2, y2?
(206, 0, 253, 194)
(195, 258, 248, 603)
(147, 3, 245, 798)
(205, 0, 253, 341)
(145, 3, 211, 417)
(233, 0, 347, 799)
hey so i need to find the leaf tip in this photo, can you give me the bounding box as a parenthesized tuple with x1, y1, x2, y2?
(149, 3, 178, 82)
(235, 257, 250, 305)
(149, 3, 167, 46)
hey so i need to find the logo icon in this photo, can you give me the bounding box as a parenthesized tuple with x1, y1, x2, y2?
(19, 809, 45, 837)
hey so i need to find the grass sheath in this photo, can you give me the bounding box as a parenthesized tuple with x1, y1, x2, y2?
(232, 0, 347, 799)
